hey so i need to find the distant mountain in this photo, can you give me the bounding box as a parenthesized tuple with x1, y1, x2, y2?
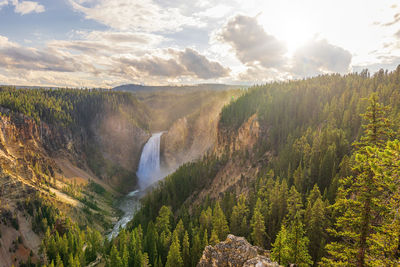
(112, 83, 245, 92)
(1, 85, 108, 90)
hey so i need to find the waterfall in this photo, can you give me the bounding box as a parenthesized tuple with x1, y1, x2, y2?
(136, 132, 163, 190)
(108, 132, 164, 239)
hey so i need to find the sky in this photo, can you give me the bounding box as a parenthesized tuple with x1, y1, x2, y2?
(1, 0, 400, 88)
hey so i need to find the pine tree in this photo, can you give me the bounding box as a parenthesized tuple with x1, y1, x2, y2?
(121, 245, 128, 267)
(135, 250, 144, 267)
(286, 186, 303, 221)
(142, 252, 150, 267)
(191, 232, 202, 267)
(202, 229, 208, 249)
(156, 256, 162, 267)
(324, 94, 395, 266)
(304, 185, 327, 265)
(174, 219, 185, 243)
(109, 245, 122, 267)
(165, 234, 183, 267)
(74, 256, 81, 267)
(278, 180, 288, 226)
(318, 144, 336, 191)
(158, 229, 171, 262)
(68, 254, 76, 267)
(356, 93, 392, 150)
(156, 206, 172, 234)
(250, 198, 266, 247)
(127, 230, 137, 266)
(57, 235, 66, 264)
(230, 194, 249, 237)
(212, 202, 229, 240)
(199, 207, 212, 233)
(55, 254, 63, 267)
(182, 231, 190, 267)
(271, 224, 290, 265)
(369, 139, 400, 264)
(209, 229, 219, 246)
(145, 221, 158, 267)
(86, 229, 103, 262)
(286, 214, 312, 266)
(293, 163, 305, 193)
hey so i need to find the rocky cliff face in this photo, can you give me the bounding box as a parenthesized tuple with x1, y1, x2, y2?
(0, 108, 64, 183)
(197, 235, 280, 267)
(191, 113, 269, 201)
(92, 111, 150, 172)
(0, 104, 150, 266)
(0, 105, 149, 191)
(216, 113, 261, 156)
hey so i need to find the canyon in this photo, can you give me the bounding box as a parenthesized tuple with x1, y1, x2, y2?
(0, 86, 241, 266)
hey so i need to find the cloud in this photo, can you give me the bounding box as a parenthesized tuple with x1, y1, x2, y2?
(0, 35, 10, 46)
(0, 0, 7, 9)
(353, 55, 400, 74)
(395, 29, 400, 39)
(291, 39, 352, 76)
(116, 48, 230, 79)
(50, 40, 119, 55)
(88, 31, 161, 44)
(0, 35, 93, 73)
(0, 34, 229, 87)
(69, 0, 200, 32)
(1, 0, 364, 87)
(47, 30, 164, 61)
(0, 47, 84, 72)
(379, 12, 400, 27)
(118, 56, 186, 78)
(195, 4, 232, 19)
(12, 0, 45, 15)
(214, 14, 353, 81)
(217, 15, 287, 69)
(175, 48, 230, 79)
(237, 65, 286, 82)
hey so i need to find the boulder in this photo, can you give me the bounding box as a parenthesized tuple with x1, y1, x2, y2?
(197, 234, 281, 267)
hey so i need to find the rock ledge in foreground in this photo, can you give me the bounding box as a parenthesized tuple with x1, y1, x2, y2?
(197, 234, 281, 267)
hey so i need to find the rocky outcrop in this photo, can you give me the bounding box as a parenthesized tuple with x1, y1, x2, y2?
(197, 235, 280, 267)
(0, 106, 77, 154)
(216, 114, 261, 156)
(0, 110, 63, 184)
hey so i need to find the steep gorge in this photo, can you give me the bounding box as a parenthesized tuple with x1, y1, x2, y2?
(0, 86, 240, 266)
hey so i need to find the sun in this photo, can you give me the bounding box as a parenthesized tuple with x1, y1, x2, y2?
(280, 19, 314, 54)
(257, 3, 316, 55)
